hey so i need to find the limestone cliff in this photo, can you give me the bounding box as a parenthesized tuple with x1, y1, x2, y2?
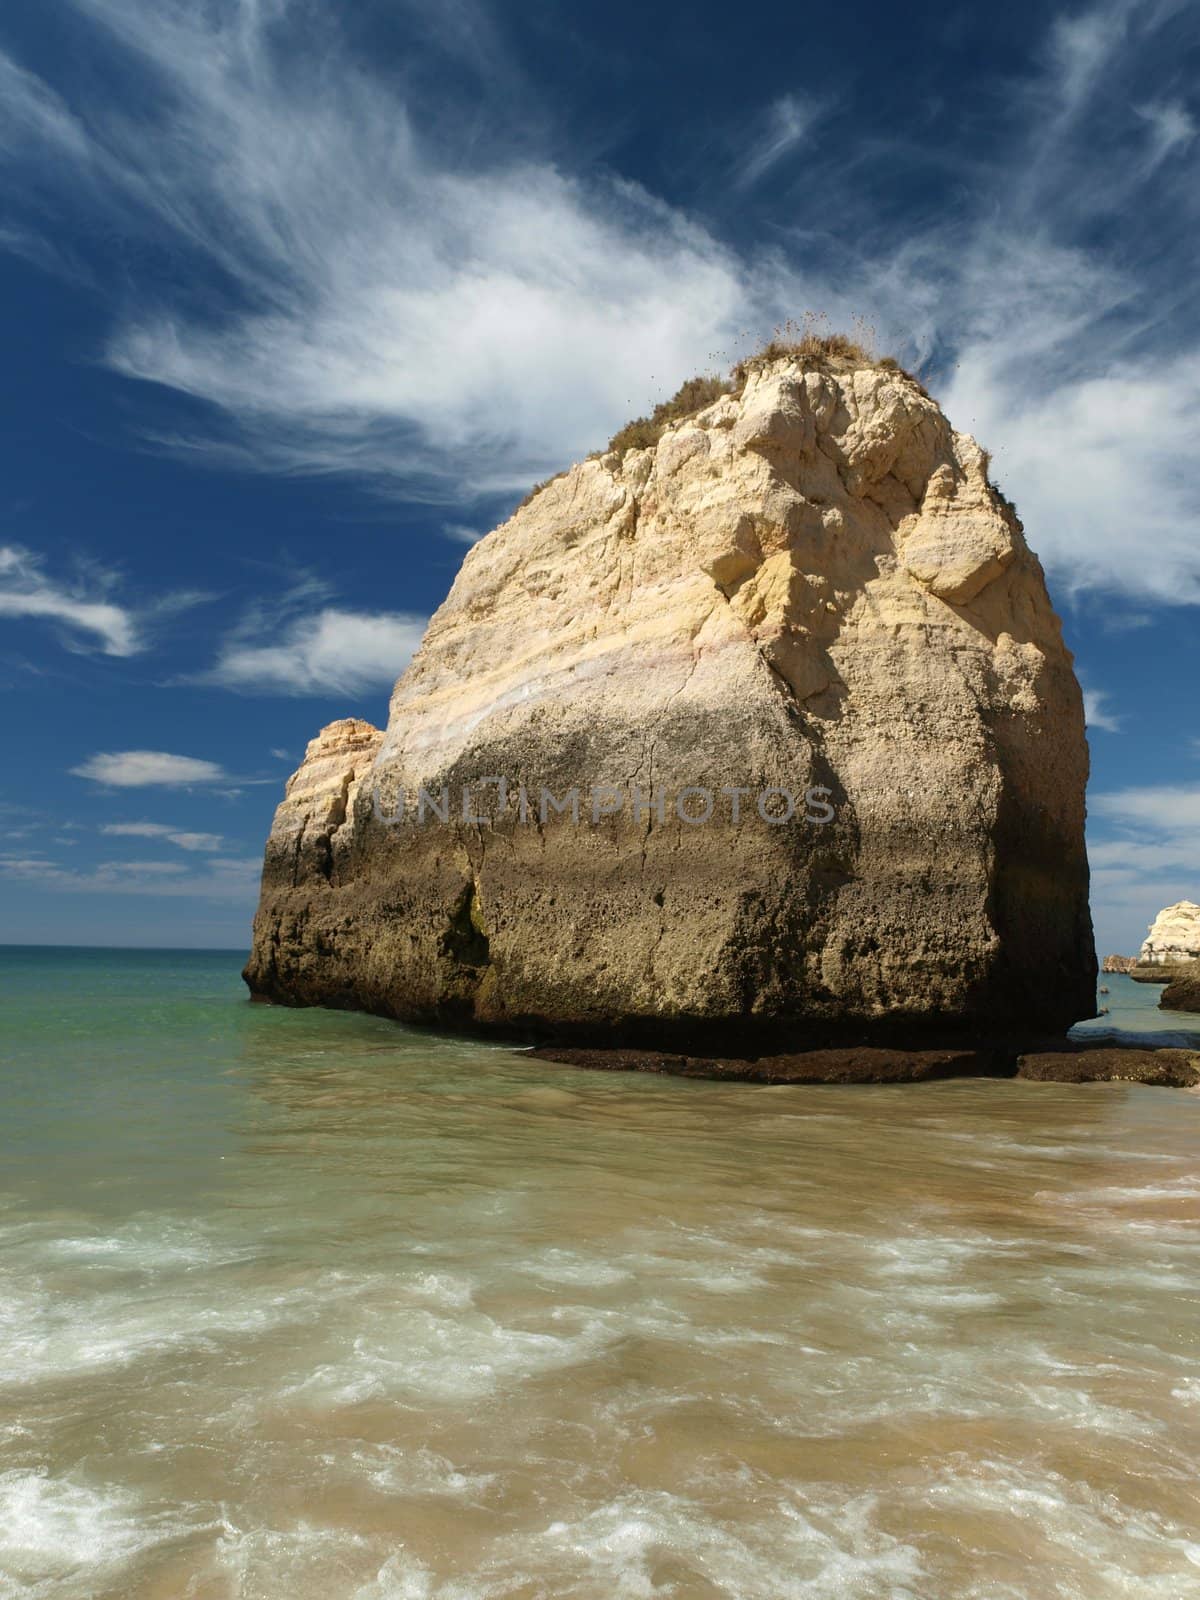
(1129, 900, 1200, 983)
(1138, 901, 1200, 967)
(1101, 954, 1136, 974)
(245, 344, 1095, 1046)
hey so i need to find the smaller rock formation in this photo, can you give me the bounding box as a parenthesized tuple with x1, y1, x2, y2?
(1130, 901, 1200, 982)
(1101, 954, 1136, 974)
(1161, 964, 1200, 1014)
(246, 719, 383, 1004)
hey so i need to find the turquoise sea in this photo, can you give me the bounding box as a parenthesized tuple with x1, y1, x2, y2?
(2, 947, 1199, 1599)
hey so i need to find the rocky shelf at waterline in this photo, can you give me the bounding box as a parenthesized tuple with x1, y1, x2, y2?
(528, 1042, 1200, 1088)
(245, 337, 1095, 1050)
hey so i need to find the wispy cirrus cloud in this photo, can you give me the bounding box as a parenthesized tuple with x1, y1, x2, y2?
(0, 543, 208, 658)
(1082, 687, 1122, 734)
(0, 0, 760, 501)
(0, 0, 1196, 611)
(735, 94, 825, 188)
(0, 545, 139, 655)
(1135, 99, 1196, 169)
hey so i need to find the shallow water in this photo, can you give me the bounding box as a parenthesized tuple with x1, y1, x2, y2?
(1071, 971, 1200, 1049)
(2, 947, 1199, 1599)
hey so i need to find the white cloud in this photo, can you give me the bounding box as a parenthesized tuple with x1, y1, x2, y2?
(942, 345, 1200, 606)
(269, 747, 290, 760)
(0, 545, 139, 655)
(0, 544, 206, 657)
(1048, 3, 1130, 112)
(100, 860, 187, 875)
(0, 50, 90, 162)
(201, 607, 426, 695)
(443, 523, 483, 545)
(736, 94, 824, 188)
(0, 851, 261, 901)
(100, 822, 225, 850)
(0, 0, 760, 499)
(1093, 784, 1200, 835)
(0, 0, 1196, 610)
(1088, 782, 1200, 951)
(1082, 688, 1121, 733)
(1135, 99, 1196, 168)
(71, 751, 228, 786)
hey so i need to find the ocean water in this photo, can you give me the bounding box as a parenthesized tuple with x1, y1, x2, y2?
(1070, 970, 1200, 1049)
(2, 947, 1199, 1600)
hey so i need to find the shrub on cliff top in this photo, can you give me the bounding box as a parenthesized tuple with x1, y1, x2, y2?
(605, 373, 733, 456)
(731, 331, 870, 383)
(512, 329, 927, 514)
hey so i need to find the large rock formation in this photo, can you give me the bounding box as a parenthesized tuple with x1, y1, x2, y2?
(1101, 954, 1136, 975)
(245, 345, 1095, 1048)
(1130, 901, 1200, 982)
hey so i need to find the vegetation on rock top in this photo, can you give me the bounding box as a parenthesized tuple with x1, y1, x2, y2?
(513, 329, 927, 515)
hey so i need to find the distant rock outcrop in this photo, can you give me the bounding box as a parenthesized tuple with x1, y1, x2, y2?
(1101, 954, 1136, 975)
(245, 341, 1095, 1050)
(1130, 901, 1200, 983)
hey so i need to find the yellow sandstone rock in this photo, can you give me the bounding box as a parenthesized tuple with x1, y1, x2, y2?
(246, 346, 1094, 1046)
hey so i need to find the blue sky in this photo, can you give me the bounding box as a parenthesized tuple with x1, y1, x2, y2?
(0, 0, 1196, 958)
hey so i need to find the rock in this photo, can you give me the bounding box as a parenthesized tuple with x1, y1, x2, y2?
(1129, 901, 1200, 982)
(1017, 1049, 1200, 1088)
(245, 718, 383, 1004)
(527, 1045, 1008, 1083)
(1101, 954, 1136, 974)
(1161, 965, 1200, 1014)
(534, 1044, 1200, 1087)
(1140, 901, 1200, 963)
(245, 343, 1095, 1049)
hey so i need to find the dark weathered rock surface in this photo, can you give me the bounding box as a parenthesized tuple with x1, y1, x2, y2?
(1161, 966, 1200, 1014)
(1016, 1049, 1200, 1087)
